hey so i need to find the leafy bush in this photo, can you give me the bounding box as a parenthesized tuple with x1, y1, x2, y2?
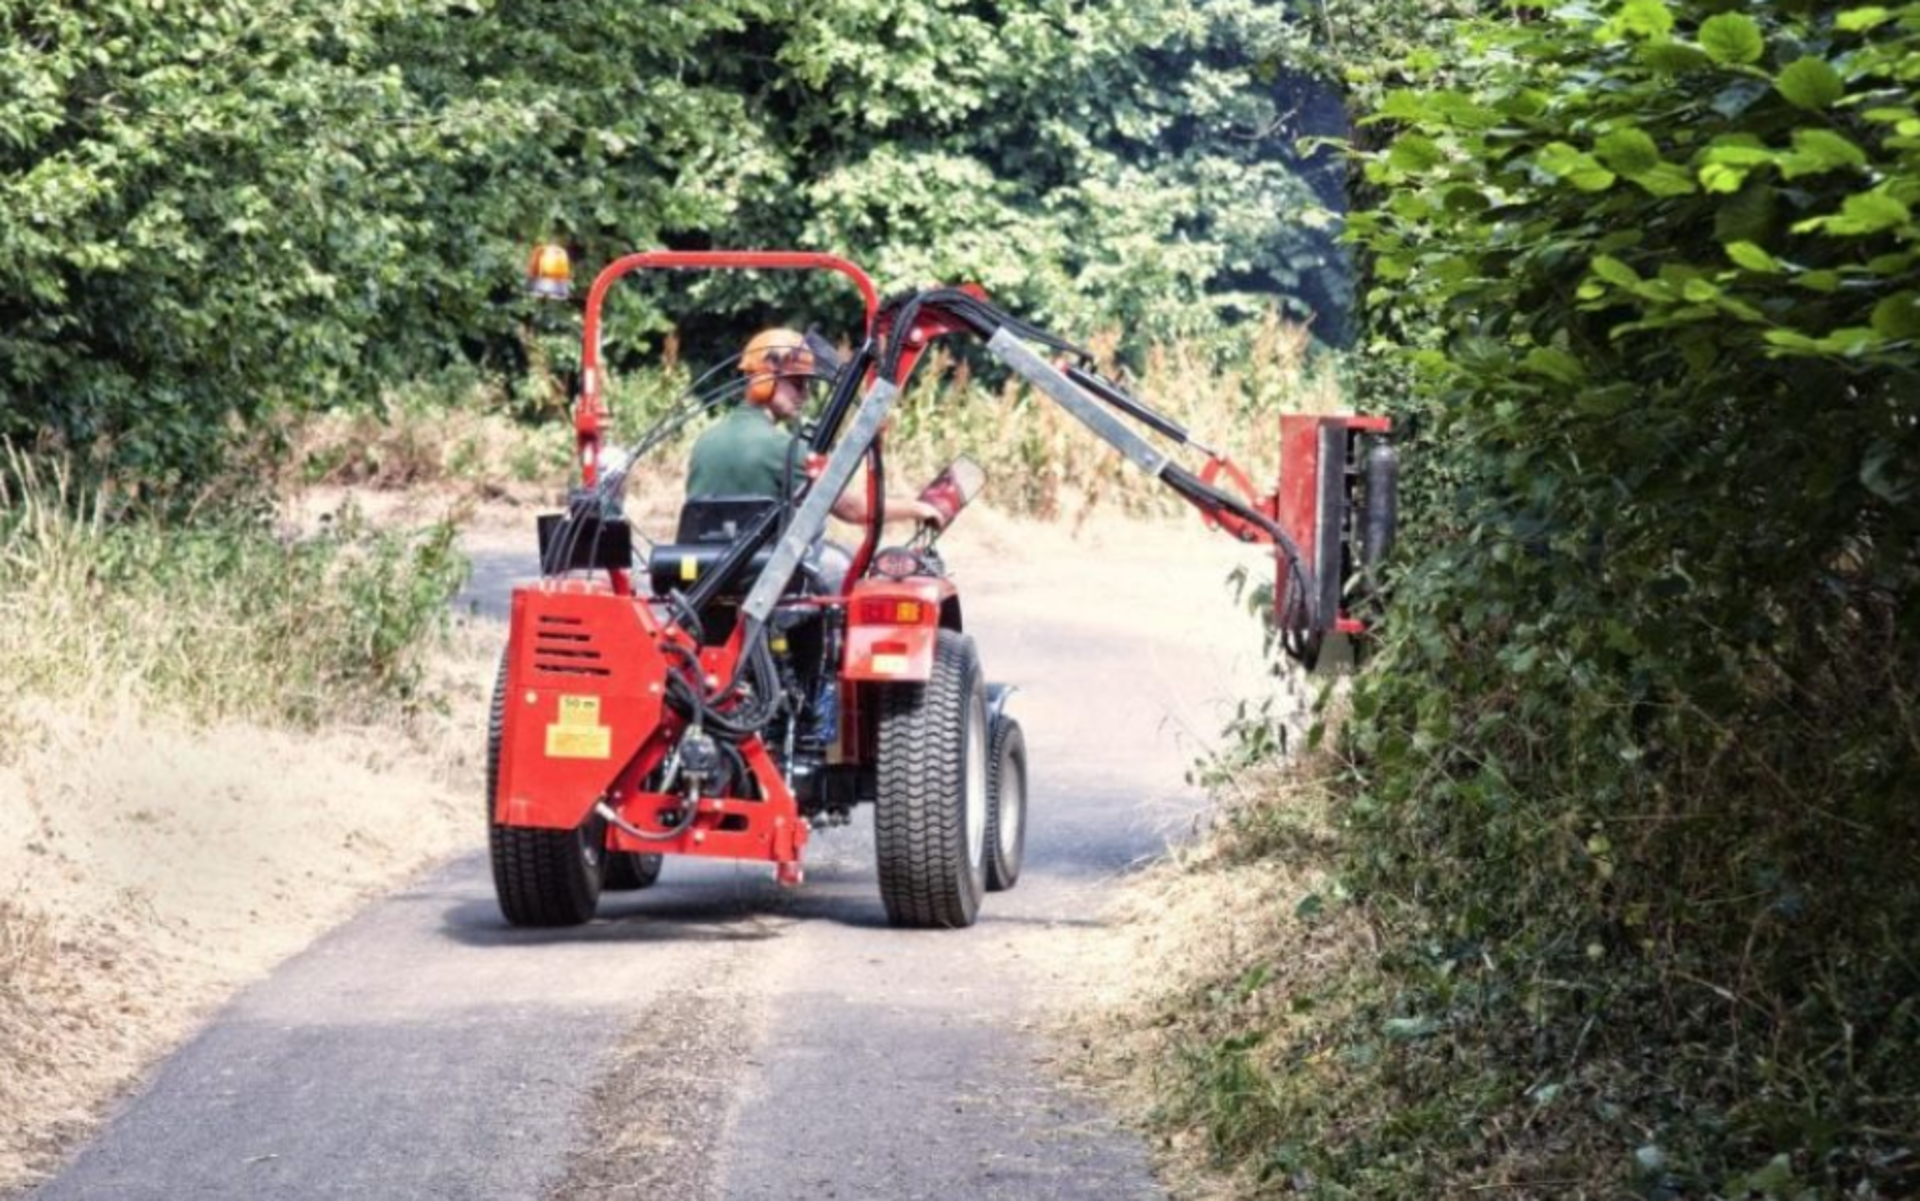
(2, 0, 1351, 500)
(1303, 0, 1920, 1194)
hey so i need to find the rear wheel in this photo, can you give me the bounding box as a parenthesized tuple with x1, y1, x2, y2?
(983, 718, 1027, 892)
(874, 630, 989, 928)
(603, 851, 664, 891)
(486, 657, 604, 927)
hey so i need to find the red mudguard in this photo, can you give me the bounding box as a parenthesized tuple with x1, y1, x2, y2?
(841, 576, 955, 682)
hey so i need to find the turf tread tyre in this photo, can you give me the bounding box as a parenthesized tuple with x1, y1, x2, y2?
(486, 657, 604, 927)
(874, 630, 988, 928)
(983, 718, 1027, 892)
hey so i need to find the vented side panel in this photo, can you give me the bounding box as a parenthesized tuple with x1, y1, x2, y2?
(530, 614, 611, 678)
(496, 585, 672, 831)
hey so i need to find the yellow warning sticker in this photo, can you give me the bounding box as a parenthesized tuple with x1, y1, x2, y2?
(546, 694, 611, 759)
(680, 555, 699, 582)
(546, 726, 612, 759)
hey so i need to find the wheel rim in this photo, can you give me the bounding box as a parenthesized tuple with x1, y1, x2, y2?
(964, 698, 988, 871)
(998, 746, 1024, 863)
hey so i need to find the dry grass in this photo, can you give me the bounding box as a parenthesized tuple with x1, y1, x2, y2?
(298, 396, 571, 499)
(887, 315, 1343, 524)
(0, 458, 464, 727)
(291, 316, 1345, 526)
(0, 636, 494, 1195)
(1067, 733, 1382, 1200)
(0, 900, 164, 1189)
(0, 465, 488, 1194)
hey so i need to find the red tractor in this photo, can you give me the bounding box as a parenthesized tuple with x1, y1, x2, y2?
(488, 250, 1395, 929)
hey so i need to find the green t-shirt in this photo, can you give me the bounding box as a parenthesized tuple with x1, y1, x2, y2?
(686, 405, 802, 499)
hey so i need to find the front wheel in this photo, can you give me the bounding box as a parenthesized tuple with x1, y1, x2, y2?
(983, 718, 1027, 892)
(874, 630, 989, 928)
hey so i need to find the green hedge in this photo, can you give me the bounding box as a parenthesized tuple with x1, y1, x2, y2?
(1326, 0, 1920, 1194)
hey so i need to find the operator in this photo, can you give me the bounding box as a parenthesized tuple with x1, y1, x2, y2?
(687, 327, 945, 531)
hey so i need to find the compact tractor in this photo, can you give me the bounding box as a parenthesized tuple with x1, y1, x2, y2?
(488, 250, 1395, 929)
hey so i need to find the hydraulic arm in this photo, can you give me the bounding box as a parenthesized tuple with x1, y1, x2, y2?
(739, 286, 1397, 668)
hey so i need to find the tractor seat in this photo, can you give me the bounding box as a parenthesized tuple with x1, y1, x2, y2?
(648, 494, 831, 603)
(675, 495, 780, 545)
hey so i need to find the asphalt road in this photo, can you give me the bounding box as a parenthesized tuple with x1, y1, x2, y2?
(34, 517, 1272, 1201)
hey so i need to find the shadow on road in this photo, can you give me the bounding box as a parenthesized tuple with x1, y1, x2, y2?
(438, 886, 796, 947)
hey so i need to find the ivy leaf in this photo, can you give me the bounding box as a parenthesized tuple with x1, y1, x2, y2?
(1628, 163, 1699, 197)
(1609, 0, 1676, 39)
(1638, 41, 1712, 73)
(1700, 162, 1752, 193)
(1699, 13, 1765, 65)
(1524, 346, 1589, 384)
(1779, 129, 1868, 179)
(1795, 192, 1912, 235)
(1389, 134, 1446, 173)
(1866, 251, 1917, 276)
(1776, 58, 1845, 111)
(1699, 143, 1773, 195)
(1835, 6, 1892, 32)
(1724, 241, 1782, 272)
(1590, 255, 1643, 287)
(1766, 329, 1824, 352)
(1702, 141, 1777, 167)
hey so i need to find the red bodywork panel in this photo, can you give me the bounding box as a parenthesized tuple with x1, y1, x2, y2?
(497, 583, 669, 830)
(841, 576, 954, 683)
(495, 581, 808, 877)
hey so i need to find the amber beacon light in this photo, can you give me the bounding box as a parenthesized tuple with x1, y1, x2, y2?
(527, 243, 573, 300)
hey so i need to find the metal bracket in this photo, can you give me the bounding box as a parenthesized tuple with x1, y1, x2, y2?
(986, 328, 1169, 479)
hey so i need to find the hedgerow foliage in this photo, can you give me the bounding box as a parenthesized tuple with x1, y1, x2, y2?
(1, 0, 1345, 499)
(1322, 0, 1920, 1193)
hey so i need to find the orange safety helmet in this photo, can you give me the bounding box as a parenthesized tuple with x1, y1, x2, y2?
(738, 328, 815, 405)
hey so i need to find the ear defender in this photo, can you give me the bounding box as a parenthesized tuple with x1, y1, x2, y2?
(738, 328, 813, 406)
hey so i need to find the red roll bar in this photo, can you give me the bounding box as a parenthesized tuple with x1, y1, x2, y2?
(574, 251, 880, 487)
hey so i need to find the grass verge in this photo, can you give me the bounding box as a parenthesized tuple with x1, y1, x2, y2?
(0, 463, 482, 1194)
(1083, 673, 1920, 1200)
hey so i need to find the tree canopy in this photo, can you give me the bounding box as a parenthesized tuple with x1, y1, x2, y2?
(1, 0, 1346, 496)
